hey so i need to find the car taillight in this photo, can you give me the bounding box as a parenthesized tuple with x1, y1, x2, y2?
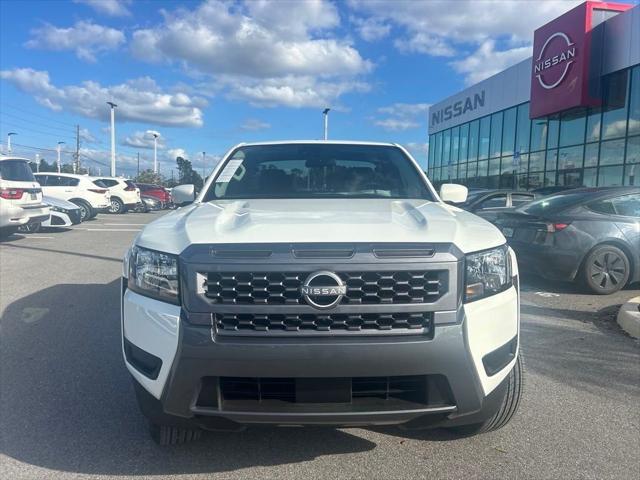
(0, 188, 24, 199)
(546, 222, 571, 233)
(88, 188, 108, 194)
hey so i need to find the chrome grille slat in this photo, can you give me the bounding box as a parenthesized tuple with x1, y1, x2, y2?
(204, 270, 446, 305)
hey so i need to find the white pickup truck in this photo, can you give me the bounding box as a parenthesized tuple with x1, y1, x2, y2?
(121, 141, 522, 445)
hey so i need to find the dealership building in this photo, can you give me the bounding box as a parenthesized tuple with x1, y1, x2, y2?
(427, 1, 639, 190)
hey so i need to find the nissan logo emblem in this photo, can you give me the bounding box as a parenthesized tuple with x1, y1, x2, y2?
(300, 271, 347, 310)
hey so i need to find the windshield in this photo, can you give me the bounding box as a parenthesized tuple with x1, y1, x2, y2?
(518, 191, 589, 216)
(0, 160, 36, 182)
(202, 144, 434, 201)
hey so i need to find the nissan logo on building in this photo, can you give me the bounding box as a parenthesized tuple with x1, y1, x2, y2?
(300, 271, 347, 310)
(534, 32, 576, 90)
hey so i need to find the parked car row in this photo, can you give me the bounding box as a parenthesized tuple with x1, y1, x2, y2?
(0, 155, 173, 237)
(456, 186, 640, 295)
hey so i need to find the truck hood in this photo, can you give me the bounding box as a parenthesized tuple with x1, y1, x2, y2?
(136, 199, 505, 255)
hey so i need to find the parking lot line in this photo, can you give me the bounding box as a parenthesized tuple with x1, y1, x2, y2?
(21, 236, 54, 239)
(85, 228, 142, 232)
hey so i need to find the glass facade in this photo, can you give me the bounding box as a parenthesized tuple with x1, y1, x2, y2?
(428, 65, 640, 189)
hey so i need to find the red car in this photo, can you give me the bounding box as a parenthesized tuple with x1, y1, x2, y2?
(134, 183, 172, 208)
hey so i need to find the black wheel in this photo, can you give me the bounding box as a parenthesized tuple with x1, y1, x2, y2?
(109, 197, 125, 214)
(149, 422, 202, 446)
(18, 222, 41, 234)
(71, 200, 92, 221)
(0, 227, 18, 239)
(448, 354, 524, 436)
(582, 244, 630, 295)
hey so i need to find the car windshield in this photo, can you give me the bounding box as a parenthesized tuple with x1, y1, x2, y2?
(202, 144, 434, 201)
(517, 191, 590, 216)
(0, 160, 36, 182)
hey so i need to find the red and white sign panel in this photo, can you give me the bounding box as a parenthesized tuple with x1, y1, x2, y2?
(530, 1, 631, 118)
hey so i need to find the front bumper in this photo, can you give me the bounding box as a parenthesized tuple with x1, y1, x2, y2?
(122, 273, 519, 428)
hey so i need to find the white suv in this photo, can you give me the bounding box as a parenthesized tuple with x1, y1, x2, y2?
(94, 177, 141, 214)
(34, 173, 110, 221)
(0, 156, 50, 236)
(122, 141, 522, 445)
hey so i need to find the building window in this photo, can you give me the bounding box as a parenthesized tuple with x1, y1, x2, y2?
(598, 165, 624, 186)
(558, 145, 584, 170)
(516, 103, 531, 154)
(467, 160, 478, 178)
(479, 116, 490, 160)
(544, 171, 556, 186)
(459, 123, 469, 163)
(623, 164, 637, 186)
(586, 108, 602, 142)
(601, 70, 629, 140)
(599, 138, 626, 166)
(451, 126, 460, 164)
(547, 117, 560, 149)
(629, 66, 640, 136)
(468, 120, 479, 162)
(583, 168, 597, 187)
(530, 117, 548, 152)
(502, 107, 517, 156)
(477, 159, 489, 177)
(584, 142, 599, 168)
(529, 151, 545, 172)
(489, 111, 503, 158)
(626, 136, 639, 164)
(559, 109, 586, 147)
(433, 132, 442, 167)
(443, 129, 452, 167)
(546, 149, 558, 171)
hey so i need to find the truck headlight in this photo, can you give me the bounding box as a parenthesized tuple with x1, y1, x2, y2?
(128, 246, 180, 304)
(464, 245, 512, 302)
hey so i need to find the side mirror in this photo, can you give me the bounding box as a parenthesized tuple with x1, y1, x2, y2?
(439, 183, 468, 204)
(172, 184, 195, 206)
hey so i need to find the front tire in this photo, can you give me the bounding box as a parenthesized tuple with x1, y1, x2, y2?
(581, 244, 630, 295)
(109, 197, 125, 214)
(71, 199, 93, 222)
(448, 354, 524, 436)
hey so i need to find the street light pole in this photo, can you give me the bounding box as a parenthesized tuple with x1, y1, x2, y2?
(322, 108, 330, 140)
(152, 133, 159, 174)
(6, 132, 17, 152)
(56, 141, 65, 173)
(107, 102, 118, 176)
(202, 151, 206, 180)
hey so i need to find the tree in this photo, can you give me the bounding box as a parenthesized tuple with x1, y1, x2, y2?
(38, 158, 56, 172)
(135, 169, 163, 185)
(176, 156, 203, 191)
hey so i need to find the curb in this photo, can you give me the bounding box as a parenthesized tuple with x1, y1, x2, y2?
(617, 296, 640, 339)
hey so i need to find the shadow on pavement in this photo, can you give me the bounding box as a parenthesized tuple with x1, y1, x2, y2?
(0, 280, 378, 476)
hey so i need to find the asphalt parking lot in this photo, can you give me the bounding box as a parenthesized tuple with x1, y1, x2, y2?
(1, 211, 639, 480)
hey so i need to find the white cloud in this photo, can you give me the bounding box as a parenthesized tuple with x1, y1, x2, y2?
(0, 68, 206, 127)
(404, 142, 429, 164)
(240, 118, 271, 131)
(26, 20, 125, 62)
(167, 148, 188, 160)
(348, 0, 584, 83)
(450, 40, 531, 86)
(229, 76, 370, 108)
(350, 16, 391, 42)
(79, 127, 98, 143)
(130, 0, 372, 108)
(74, 0, 132, 17)
(122, 130, 166, 149)
(375, 102, 430, 131)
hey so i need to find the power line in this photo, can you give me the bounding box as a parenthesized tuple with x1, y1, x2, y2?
(0, 101, 78, 128)
(0, 122, 75, 142)
(0, 111, 76, 135)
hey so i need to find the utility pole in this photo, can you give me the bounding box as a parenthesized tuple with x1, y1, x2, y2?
(202, 151, 206, 180)
(75, 125, 80, 174)
(137, 152, 140, 178)
(107, 102, 118, 176)
(35, 153, 40, 172)
(323, 108, 330, 140)
(56, 141, 65, 173)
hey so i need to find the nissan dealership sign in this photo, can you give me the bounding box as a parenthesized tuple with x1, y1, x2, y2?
(529, 1, 631, 118)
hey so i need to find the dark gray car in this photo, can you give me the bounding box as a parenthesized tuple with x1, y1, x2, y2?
(494, 187, 640, 294)
(460, 190, 537, 223)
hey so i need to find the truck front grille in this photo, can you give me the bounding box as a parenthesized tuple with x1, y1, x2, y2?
(204, 270, 447, 305)
(214, 311, 432, 335)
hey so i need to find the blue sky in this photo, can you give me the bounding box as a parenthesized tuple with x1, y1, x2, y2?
(0, 0, 591, 177)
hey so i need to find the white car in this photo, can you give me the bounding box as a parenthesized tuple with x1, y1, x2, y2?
(122, 141, 522, 445)
(94, 177, 141, 214)
(34, 173, 110, 221)
(0, 156, 50, 237)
